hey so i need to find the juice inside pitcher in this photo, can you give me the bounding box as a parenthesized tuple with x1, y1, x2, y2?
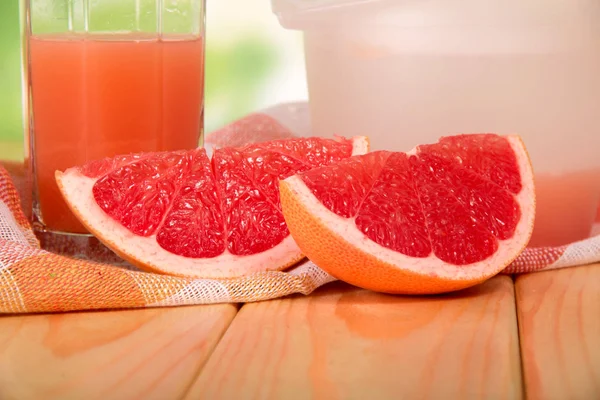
(29, 33, 204, 233)
(302, 20, 600, 247)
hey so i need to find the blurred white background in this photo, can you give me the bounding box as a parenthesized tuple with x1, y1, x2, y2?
(204, 0, 308, 132)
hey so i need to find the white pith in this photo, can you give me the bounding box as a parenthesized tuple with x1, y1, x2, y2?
(56, 136, 369, 279)
(283, 136, 536, 281)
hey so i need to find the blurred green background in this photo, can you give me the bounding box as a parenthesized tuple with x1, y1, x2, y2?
(0, 0, 307, 160)
(0, 1, 23, 159)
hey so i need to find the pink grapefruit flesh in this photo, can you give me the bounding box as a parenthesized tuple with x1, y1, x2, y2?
(280, 134, 535, 294)
(56, 136, 369, 278)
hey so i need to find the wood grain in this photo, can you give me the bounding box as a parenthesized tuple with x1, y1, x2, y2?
(185, 276, 522, 400)
(0, 304, 237, 400)
(516, 263, 600, 400)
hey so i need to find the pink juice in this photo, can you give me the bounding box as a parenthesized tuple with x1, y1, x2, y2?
(305, 41, 600, 248)
(530, 170, 600, 247)
(29, 33, 204, 233)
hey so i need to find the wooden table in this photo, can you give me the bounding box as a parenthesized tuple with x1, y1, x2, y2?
(0, 265, 598, 399)
(1, 159, 599, 399)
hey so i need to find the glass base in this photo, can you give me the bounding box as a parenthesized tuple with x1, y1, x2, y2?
(33, 224, 132, 267)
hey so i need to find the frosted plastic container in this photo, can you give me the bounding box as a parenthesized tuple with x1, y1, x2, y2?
(272, 0, 600, 247)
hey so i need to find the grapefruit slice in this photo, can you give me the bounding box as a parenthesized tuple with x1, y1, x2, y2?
(56, 136, 368, 278)
(280, 134, 535, 294)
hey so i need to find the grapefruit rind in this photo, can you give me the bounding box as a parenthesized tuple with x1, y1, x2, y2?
(280, 135, 535, 294)
(55, 136, 369, 279)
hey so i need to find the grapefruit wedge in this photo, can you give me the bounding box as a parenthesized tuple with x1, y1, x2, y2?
(56, 136, 368, 278)
(280, 134, 535, 294)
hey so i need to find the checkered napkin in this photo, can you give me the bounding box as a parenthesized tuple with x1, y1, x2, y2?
(1, 103, 599, 313)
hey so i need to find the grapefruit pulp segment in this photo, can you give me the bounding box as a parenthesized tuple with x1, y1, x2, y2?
(56, 136, 369, 278)
(280, 134, 535, 294)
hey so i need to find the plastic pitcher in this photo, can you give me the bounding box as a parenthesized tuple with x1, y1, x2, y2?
(272, 0, 600, 247)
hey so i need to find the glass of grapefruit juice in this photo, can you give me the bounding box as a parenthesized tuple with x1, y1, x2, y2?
(22, 0, 205, 238)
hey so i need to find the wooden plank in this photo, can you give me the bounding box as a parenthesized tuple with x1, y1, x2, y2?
(0, 304, 238, 400)
(185, 276, 522, 399)
(516, 263, 600, 400)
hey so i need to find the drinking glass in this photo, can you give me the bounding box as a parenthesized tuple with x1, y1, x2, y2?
(21, 0, 205, 252)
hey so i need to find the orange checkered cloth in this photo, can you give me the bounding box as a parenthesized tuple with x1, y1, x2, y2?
(2, 103, 600, 314)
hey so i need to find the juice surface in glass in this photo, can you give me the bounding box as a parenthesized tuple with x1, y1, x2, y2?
(29, 33, 204, 233)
